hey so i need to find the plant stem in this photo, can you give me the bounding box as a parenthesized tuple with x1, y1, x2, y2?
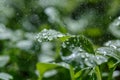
(95, 66, 102, 80)
(107, 66, 116, 80)
(39, 74, 43, 80)
(70, 66, 75, 80)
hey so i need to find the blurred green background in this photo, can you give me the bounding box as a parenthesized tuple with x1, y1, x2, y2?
(0, 0, 120, 80)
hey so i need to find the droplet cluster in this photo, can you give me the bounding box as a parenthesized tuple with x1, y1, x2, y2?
(61, 50, 108, 68)
(97, 47, 120, 61)
(35, 29, 65, 42)
(104, 40, 120, 49)
(61, 35, 107, 69)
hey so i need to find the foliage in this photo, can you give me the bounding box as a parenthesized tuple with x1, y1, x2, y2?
(36, 29, 120, 80)
(0, 0, 120, 80)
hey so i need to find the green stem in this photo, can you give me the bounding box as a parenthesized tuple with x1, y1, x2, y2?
(107, 66, 116, 80)
(39, 74, 43, 80)
(69, 66, 75, 80)
(95, 66, 102, 80)
(55, 41, 61, 58)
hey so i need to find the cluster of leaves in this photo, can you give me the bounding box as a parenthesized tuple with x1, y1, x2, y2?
(0, 0, 120, 80)
(36, 29, 120, 80)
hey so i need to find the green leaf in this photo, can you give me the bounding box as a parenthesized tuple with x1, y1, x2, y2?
(107, 60, 117, 68)
(74, 68, 93, 80)
(37, 63, 58, 77)
(104, 40, 120, 49)
(61, 35, 95, 54)
(0, 72, 13, 80)
(36, 62, 71, 80)
(96, 47, 120, 61)
(60, 35, 108, 69)
(37, 63, 58, 80)
(61, 50, 107, 69)
(74, 68, 87, 79)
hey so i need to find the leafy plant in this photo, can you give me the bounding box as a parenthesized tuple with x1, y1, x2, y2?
(1, 0, 120, 80)
(36, 29, 120, 80)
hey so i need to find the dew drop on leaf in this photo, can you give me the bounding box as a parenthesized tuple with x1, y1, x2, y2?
(96, 56, 100, 60)
(81, 54, 85, 58)
(85, 53, 89, 57)
(35, 29, 65, 42)
(62, 42, 66, 48)
(85, 58, 88, 61)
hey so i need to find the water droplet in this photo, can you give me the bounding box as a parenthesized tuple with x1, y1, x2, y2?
(90, 60, 94, 63)
(104, 59, 108, 62)
(85, 58, 88, 61)
(85, 53, 89, 57)
(44, 70, 57, 78)
(97, 61, 102, 65)
(43, 29, 47, 31)
(58, 34, 64, 37)
(35, 35, 39, 39)
(66, 42, 69, 44)
(109, 16, 112, 19)
(97, 48, 107, 56)
(81, 54, 85, 58)
(42, 33, 46, 36)
(48, 37, 53, 41)
(71, 44, 74, 48)
(105, 41, 112, 46)
(96, 56, 100, 60)
(62, 42, 66, 48)
(73, 39, 76, 42)
(0, 24, 6, 33)
(62, 53, 76, 61)
(16, 13, 20, 16)
(111, 45, 117, 49)
(38, 39, 42, 42)
(103, 51, 107, 56)
(44, 35, 47, 38)
(118, 16, 120, 20)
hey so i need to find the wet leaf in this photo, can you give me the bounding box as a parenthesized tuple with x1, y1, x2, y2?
(61, 35, 95, 54)
(96, 47, 120, 61)
(36, 62, 71, 80)
(37, 63, 58, 77)
(60, 35, 109, 69)
(104, 40, 120, 49)
(61, 49, 107, 69)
